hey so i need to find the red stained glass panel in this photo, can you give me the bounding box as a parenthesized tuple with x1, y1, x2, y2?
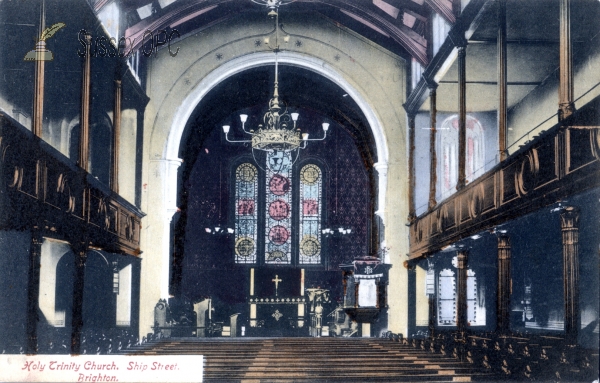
(237, 199, 255, 215)
(268, 225, 289, 245)
(302, 199, 318, 216)
(269, 174, 290, 195)
(268, 199, 290, 221)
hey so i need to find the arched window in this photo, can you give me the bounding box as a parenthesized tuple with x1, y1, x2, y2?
(234, 163, 258, 264)
(265, 152, 293, 264)
(233, 155, 324, 265)
(299, 164, 322, 264)
(439, 115, 485, 199)
(68, 113, 113, 186)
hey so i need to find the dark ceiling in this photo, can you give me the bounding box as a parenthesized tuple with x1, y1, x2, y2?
(95, 0, 437, 65)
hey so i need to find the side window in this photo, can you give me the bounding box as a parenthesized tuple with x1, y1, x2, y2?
(299, 164, 322, 264)
(234, 163, 258, 264)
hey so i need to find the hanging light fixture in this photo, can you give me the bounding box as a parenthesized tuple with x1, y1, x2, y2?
(223, 0, 329, 173)
(250, 0, 296, 10)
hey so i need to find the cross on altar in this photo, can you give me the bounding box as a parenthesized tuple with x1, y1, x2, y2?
(272, 275, 282, 296)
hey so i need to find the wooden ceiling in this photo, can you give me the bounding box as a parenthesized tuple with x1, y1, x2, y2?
(94, 0, 452, 65)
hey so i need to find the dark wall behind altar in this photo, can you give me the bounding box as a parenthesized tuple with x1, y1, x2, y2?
(177, 113, 371, 315)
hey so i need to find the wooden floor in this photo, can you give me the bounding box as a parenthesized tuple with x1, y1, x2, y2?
(124, 337, 494, 382)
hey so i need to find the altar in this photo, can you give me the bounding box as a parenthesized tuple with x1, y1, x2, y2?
(247, 268, 307, 337)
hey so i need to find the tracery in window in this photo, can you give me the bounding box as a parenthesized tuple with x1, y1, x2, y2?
(299, 164, 322, 264)
(235, 163, 258, 264)
(439, 115, 485, 199)
(265, 152, 293, 264)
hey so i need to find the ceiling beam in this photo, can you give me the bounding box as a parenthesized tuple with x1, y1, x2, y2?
(424, 0, 455, 24)
(123, 0, 429, 65)
(94, 0, 112, 12)
(309, 0, 428, 65)
(382, 0, 427, 15)
(438, 80, 542, 85)
(124, 0, 225, 52)
(468, 38, 566, 45)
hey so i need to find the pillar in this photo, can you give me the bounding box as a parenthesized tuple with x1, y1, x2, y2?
(135, 107, 145, 208)
(111, 78, 121, 193)
(78, 32, 92, 171)
(497, 0, 508, 161)
(497, 235, 511, 332)
(456, 250, 468, 334)
(26, 227, 43, 354)
(428, 295, 436, 339)
(427, 263, 436, 338)
(408, 113, 416, 221)
(560, 207, 579, 344)
(457, 41, 467, 190)
(407, 266, 416, 336)
(558, 0, 575, 122)
(32, 1, 45, 138)
(428, 84, 438, 209)
(70, 242, 88, 354)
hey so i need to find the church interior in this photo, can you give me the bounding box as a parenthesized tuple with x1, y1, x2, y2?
(0, 0, 598, 381)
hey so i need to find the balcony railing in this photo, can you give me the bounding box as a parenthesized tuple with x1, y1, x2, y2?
(409, 116, 600, 259)
(0, 113, 144, 256)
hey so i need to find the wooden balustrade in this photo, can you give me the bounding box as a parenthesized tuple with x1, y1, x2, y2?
(409, 120, 600, 259)
(0, 113, 143, 256)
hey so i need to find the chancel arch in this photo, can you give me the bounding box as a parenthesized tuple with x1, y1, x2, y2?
(166, 63, 379, 336)
(140, 10, 410, 339)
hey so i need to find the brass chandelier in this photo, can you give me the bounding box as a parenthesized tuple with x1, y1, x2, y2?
(223, 0, 329, 173)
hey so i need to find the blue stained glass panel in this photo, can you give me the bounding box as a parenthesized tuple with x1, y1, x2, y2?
(235, 163, 258, 264)
(299, 164, 322, 264)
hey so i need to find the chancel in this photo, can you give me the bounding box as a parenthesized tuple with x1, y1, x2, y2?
(0, 0, 598, 381)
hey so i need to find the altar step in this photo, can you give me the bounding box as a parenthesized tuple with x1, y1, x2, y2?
(125, 338, 494, 382)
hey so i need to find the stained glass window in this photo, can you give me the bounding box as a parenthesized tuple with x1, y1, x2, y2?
(235, 163, 258, 264)
(299, 164, 322, 264)
(265, 152, 293, 264)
